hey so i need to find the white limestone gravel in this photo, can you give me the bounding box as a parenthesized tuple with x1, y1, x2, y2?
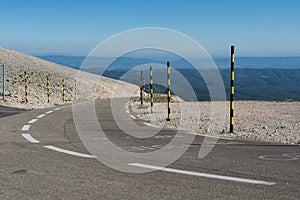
(129, 97, 300, 145)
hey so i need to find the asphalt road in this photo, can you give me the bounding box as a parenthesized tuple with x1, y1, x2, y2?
(0, 98, 299, 199)
(0, 105, 27, 118)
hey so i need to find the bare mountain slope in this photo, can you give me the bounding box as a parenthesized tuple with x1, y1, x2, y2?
(0, 47, 138, 109)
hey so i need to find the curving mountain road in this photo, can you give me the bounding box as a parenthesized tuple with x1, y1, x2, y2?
(0, 98, 299, 199)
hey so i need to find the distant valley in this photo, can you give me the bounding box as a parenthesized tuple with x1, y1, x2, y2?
(38, 55, 300, 101)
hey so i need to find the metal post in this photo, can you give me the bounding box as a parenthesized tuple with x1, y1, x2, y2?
(24, 71, 28, 104)
(230, 45, 235, 133)
(150, 66, 154, 113)
(62, 79, 65, 103)
(2, 64, 5, 100)
(140, 71, 144, 108)
(47, 76, 50, 103)
(166, 61, 171, 121)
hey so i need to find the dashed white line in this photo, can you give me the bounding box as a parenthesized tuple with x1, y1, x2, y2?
(187, 132, 233, 140)
(36, 114, 46, 119)
(28, 119, 38, 124)
(154, 135, 166, 139)
(54, 108, 61, 111)
(154, 135, 174, 139)
(130, 115, 136, 119)
(151, 145, 163, 148)
(128, 163, 276, 185)
(45, 110, 54, 114)
(138, 146, 156, 150)
(22, 134, 40, 143)
(144, 122, 160, 128)
(21, 125, 31, 131)
(43, 145, 96, 158)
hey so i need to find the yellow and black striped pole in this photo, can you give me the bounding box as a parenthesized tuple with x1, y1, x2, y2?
(47, 76, 50, 103)
(62, 79, 65, 103)
(140, 71, 144, 108)
(150, 66, 154, 113)
(166, 61, 171, 121)
(230, 45, 235, 133)
(24, 71, 28, 104)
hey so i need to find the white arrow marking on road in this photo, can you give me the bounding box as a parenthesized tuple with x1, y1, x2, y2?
(128, 163, 276, 185)
(22, 134, 40, 143)
(43, 145, 96, 158)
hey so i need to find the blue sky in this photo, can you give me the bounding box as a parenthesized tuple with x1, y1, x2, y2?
(1, 0, 300, 56)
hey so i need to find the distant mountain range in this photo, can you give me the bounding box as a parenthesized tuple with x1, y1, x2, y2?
(38, 55, 300, 101)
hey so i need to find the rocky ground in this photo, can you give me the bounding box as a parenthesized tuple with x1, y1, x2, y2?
(0, 47, 139, 109)
(129, 96, 300, 144)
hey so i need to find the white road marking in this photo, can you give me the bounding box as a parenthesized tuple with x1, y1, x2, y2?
(144, 122, 160, 128)
(131, 146, 145, 151)
(21, 125, 31, 131)
(45, 110, 53, 114)
(161, 144, 186, 149)
(28, 119, 38, 124)
(36, 114, 46, 119)
(128, 163, 276, 185)
(151, 145, 163, 148)
(154, 135, 174, 139)
(22, 134, 40, 143)
(54, 108, 61, 111)
(130, 115, 136, 119)
(138, 146, 156, 150)
(187, 132, 233, 140)
(43, 145, 96, 158)
(259, 154, 299, 161)
(154, 135, 166, 139)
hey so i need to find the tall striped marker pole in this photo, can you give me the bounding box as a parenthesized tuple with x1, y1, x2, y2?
(24, 71, 28, 104)
(46, 76, 50, 103)
(140, 71, 144, 108)
(2, 64, 5, 100)
(166, 61, 171, 121)
(62, 79, 65, 103)
(230, 45, 235, 133)
(150, 66, 154, 113)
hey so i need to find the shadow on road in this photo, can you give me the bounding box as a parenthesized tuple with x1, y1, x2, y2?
(0, 106, 27, 118)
